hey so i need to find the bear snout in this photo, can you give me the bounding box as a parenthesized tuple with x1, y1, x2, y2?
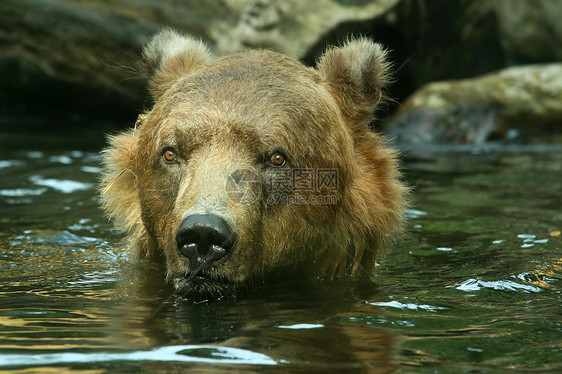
(175, 214, 236, 267)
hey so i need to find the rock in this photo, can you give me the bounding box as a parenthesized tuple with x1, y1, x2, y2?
(328, 0, 562, 110)
(212, 0, 399, 57)
(385, 64, 562, 145)
(0, 0, 398, 124)
(495, 0, 562, 64)
(2, 0, 561, 133)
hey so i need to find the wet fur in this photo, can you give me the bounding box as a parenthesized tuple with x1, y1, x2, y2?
(100, 29, 408, 296)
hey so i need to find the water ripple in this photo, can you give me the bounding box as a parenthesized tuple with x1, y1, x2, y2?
(29, 176, 92, 193)
(367, 300, 447, 312)
(450, 278, 542, 293)
(0, 345, 279, 367)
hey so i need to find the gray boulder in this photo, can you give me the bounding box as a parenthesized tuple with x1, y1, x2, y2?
(0, 0, 397, 123)
(385, 64, 562, 145)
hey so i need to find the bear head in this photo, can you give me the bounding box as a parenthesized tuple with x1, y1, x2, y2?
(101, 29, 407, 298)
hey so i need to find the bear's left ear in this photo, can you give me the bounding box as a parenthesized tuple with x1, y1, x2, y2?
(143, 28, 212, 101)
(316, 38, 391, 132)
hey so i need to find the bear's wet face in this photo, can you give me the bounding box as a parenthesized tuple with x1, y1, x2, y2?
(100, 29, 408, 298)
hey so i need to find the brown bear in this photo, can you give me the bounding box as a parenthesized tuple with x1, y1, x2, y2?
(100, 29, 408, 298)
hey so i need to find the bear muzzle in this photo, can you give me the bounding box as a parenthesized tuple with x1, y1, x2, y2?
(175, 214, 236, 276)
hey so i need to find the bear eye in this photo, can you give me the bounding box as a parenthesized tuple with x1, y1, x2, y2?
(269, 153, 286, 167)
(163, 149, 179, 164)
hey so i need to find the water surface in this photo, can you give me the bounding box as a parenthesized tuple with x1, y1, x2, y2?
(1, 129, 561, 372)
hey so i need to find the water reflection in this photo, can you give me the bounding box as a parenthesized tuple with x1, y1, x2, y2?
(108, 268, 399, 371)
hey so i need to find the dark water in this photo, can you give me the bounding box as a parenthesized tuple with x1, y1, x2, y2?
(1, 129, 561, 373)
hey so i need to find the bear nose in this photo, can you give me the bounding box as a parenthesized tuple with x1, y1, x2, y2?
(176, 214, 235, 264)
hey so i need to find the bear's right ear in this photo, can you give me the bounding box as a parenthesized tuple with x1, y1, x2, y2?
(143, 29, 212, 100)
